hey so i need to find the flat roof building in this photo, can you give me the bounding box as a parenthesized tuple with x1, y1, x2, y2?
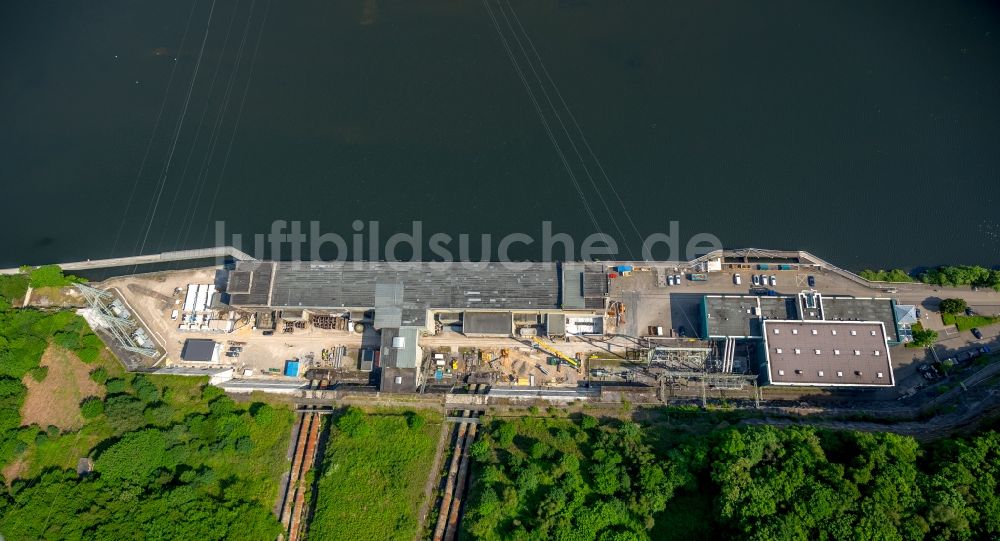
(702, 295, 797, 339)
(180, 339, 220, 364)
(224, 261, 609, 393)
(762, 320, 894, 387)
(463, 311, 513, 337)
(225, 261, 605, 331)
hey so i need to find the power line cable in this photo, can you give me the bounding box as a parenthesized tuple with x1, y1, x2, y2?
(109, 0, 200, 257)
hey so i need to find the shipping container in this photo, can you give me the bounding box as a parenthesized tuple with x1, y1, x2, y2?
(283, 360, 300, 377)
(758, 264, 770, 270)
(689, 273, 708, 281)
(183, 285, 197, 312)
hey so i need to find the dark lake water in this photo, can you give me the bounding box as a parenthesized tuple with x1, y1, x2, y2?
(2, 0, 999, 270)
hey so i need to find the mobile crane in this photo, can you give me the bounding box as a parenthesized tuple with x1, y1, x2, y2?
(530, 336, 580, 371)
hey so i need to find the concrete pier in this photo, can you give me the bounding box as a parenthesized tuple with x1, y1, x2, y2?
(0, 246, 255, 275)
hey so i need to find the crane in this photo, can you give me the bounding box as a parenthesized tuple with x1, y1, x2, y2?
(530, 336, 579, 371)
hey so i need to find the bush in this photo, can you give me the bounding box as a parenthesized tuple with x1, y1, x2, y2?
(470, 439, 491, 462)
(90, 367, 108, 384)
(940, 298, 968, 315)
(580, 415, 599, 430)
(143, 402, 174, 427)
(859, 268, 914, 282)
(28, 366, 48, 382)
(105, 378, 127, 395)
(104, 394, 145, 433)
(131, 375, 160, 403)
(234, 436, 253, 453)
(496, 421, 516, 447)
(404, 411, 425, 430)
(80, 397, 104, 419)
(27, 265, 82, 288)
(911, 326, 938, 347)
(94, 429, 169, 482)
(0, 274, 29, 303)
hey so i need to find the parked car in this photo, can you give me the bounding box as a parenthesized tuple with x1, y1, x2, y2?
(972, 328, 983, 340)
(667, 275, 675, 286)
(982, 346, 992, 354)
(769, 275, 777, 286)
(752, 275, 760, 286)
(677, 326, 687, 337)
(675, 274, 682, 285)
(918, 364, 939, 381)
(965, 307, 975, 316)
(262, 330, 274, 336)
(807, 275, 815, 287)
(916, 308, 922, 319)
(734, 274, 742, 285)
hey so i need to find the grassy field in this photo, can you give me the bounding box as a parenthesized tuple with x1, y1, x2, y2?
(942, 313, 1000, 331)
(309, 408, 442, 541)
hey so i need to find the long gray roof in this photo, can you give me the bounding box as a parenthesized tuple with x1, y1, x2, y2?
(227, 261, 573, 326)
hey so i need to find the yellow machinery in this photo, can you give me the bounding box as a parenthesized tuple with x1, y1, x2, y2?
(530, 337, 579, 371)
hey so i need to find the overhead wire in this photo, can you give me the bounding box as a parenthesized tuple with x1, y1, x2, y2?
(494, 0, 635, 259)
(174, 0, 266, 252)
(109, 0, 200, 257)
(197, 0, 272, 249)
(154, 0, 243, 253)
(481, 0, 611, 251)
(173, 0, 257, 250)
(503, 0, 645, 247)
(132, 0, 220, 262)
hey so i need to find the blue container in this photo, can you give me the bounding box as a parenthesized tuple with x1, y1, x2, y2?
(617, 265, 634, 273)
(434, 369, 444, 381)
(284, 360, 300, 377)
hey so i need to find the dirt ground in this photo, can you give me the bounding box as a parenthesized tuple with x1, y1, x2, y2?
(2, 457, 28, 482)
(26, 286, 86, 309)
(20, 345, 105, 431)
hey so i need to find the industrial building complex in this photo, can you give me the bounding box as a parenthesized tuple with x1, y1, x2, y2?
(75, 248, 938, 397)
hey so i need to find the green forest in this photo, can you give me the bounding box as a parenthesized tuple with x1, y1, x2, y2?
(464, 413, 1000, 541)
(0, 271, 294, 540)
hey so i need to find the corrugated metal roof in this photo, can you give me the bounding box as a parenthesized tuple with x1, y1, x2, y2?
(374, 282, 404, 329)
(232, 262, 563, 327)
(463, 311, 513, 336)
(227, 262, 273, 306)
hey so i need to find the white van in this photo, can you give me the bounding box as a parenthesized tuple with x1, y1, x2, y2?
(734, 274, 742, 285)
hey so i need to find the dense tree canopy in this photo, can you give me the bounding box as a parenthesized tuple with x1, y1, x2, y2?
(465, 416, 1000, 541)
(939, 298, 969, 315)
(0, 273, 293, 540)
(921, 266, 1000, 291)
(859, 269, 915, 283)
